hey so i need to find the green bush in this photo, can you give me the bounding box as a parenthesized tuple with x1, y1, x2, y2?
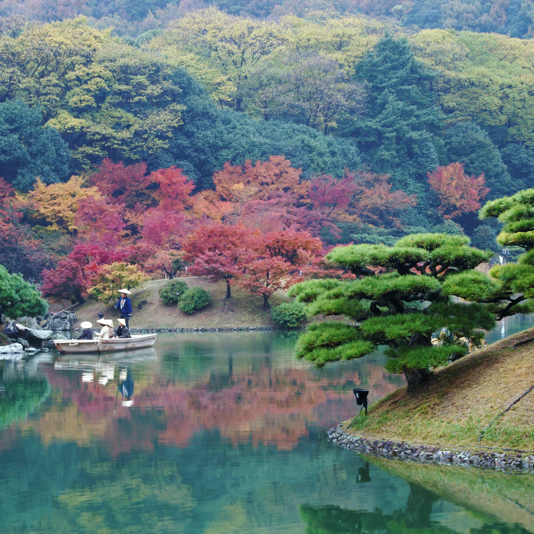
(159, 279, 189, 305)
(271, 302, 308, 329)
(178, 287, 212, 314)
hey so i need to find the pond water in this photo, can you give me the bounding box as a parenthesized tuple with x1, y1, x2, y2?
(0, 318, 533, 533)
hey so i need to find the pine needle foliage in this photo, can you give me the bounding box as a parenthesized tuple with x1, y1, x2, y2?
(477, 188, 534, 318)
(292, 233, 496, 391)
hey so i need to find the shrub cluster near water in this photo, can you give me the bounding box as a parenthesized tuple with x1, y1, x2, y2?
(271, 302, 307, 328)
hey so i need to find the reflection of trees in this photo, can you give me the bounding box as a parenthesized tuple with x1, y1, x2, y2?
(4, 451, 196, 534)
(37, 357, 402, 452)
(0, 435, 78, 532)
(300, 499, 533, 534)
(300, 484, 454, 533)
(0, 377, 50, 429)
(369, 457, 534, 533)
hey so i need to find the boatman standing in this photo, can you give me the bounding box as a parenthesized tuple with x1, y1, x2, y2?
(115, 289, 133, 328)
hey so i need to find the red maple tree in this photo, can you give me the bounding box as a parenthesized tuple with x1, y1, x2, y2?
(183, 223, 255, 299)
(42, 243, 129, 303)
(149, 166, 195, 212)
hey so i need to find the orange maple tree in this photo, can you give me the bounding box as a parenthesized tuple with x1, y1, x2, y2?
(427, 163, 490, 220)
(212, 155, 308, 202)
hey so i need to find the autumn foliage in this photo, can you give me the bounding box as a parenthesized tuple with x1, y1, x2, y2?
(428, 163, 490, 220)
(4, 153, 425, 308)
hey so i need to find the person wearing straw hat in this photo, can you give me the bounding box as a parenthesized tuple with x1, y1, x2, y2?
(115, 318, 131, 339)
(95, 318, 114, 339)
(77, 321, 94, 340)
(115, 289, 133, 328)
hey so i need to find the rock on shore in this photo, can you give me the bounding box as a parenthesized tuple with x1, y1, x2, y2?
(327, 424, 534, 472)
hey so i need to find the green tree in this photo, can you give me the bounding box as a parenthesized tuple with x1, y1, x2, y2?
(149, 69, 361, 188)
(452, 188, 534, 320)
(500, 143, 534, 191)
(289, 234, 494, 391)
(0, 100, 70, 191)
(443, 122, 512, 199)
(0, 264, 48, 318)
(349, 35, 443, 199)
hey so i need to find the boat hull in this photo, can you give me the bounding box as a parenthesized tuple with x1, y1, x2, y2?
(54, 334, 157, 354)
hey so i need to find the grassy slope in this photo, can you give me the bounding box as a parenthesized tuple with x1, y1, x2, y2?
(68, 277, 290, 330)
(351, 329, 534, 451)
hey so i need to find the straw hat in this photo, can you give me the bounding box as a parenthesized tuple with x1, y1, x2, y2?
(118, 318, 127, 327)
(97, 318, 107, 325)
(104, 319, 114, 326)
(118, 288, 131, 295)
(80, 321, 92, 329)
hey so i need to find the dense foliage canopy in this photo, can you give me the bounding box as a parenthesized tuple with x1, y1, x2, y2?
(290, 233, 496, 390)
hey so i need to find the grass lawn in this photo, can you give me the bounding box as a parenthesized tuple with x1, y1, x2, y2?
(68, 277, 291, 330)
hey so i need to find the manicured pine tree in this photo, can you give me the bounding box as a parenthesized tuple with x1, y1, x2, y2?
(450, 189, 534, 319)
(289, 233, 495, 392)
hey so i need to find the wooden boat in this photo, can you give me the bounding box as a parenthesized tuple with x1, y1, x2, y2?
(54, 334, 157, 354)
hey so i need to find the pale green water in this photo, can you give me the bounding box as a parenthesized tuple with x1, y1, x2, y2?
(0, 327, 532, 533)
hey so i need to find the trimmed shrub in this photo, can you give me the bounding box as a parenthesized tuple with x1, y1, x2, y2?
(159, 279, 189, 305)
(271, 302, 307, 329)
(178, 287, 212, 314)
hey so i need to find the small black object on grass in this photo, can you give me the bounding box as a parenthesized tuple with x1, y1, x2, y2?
(346, 388, 369, 429)
(353, 388, 369, 415)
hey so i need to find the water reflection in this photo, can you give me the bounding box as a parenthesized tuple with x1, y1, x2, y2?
(0, 332, 531, 533)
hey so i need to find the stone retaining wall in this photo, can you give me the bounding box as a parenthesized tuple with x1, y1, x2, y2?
(328, 424, 534, 472)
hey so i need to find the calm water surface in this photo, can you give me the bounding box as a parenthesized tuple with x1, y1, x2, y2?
(0, 322, 533, 533)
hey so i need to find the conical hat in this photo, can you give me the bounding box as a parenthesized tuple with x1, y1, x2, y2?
(80, 321, 92, 328)
(118, 288, 131, 295)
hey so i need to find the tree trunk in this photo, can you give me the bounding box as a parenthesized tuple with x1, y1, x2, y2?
(404, 368, 432, 393)
(226, 282, 231, 299)
(263, 294, 270, 310)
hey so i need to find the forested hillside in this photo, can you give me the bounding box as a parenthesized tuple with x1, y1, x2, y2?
(0, 3, 532, 307)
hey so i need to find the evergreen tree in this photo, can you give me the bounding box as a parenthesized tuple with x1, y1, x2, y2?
(453, 189, 534, 320)
(0, 100, 70, 191)
(444, 123, 512, 199)
(349, 35, 443, 199)
(500, 143, 534, 191)
(147, 69, 361, 189)
(289, 234, 494, 392)
(0, 265, 48, 318)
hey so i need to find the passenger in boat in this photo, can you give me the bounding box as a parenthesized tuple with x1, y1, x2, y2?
(115, 289, 133, 328)
(115, 318, 131, 338)
(77, 321, 94, 340)
(95, 318, 115, 339)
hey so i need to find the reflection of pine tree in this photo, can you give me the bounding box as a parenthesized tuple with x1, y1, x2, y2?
(300, 482, 452, 533)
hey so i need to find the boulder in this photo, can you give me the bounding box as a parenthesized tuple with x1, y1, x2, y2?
(17, 316, 42, 330)
(46, 311, 77, 331)
(25, 328, 53, 342)
(0, 343, 24, 359)
(16, 337, 30, 349)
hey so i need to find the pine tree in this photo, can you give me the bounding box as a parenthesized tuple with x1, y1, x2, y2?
(289, 234, 495, 392)
(349, 35, 443, 198)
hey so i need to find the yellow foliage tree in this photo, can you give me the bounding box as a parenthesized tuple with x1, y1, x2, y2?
(22, 175, 101, 232)
(88, 262, 147, 304)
